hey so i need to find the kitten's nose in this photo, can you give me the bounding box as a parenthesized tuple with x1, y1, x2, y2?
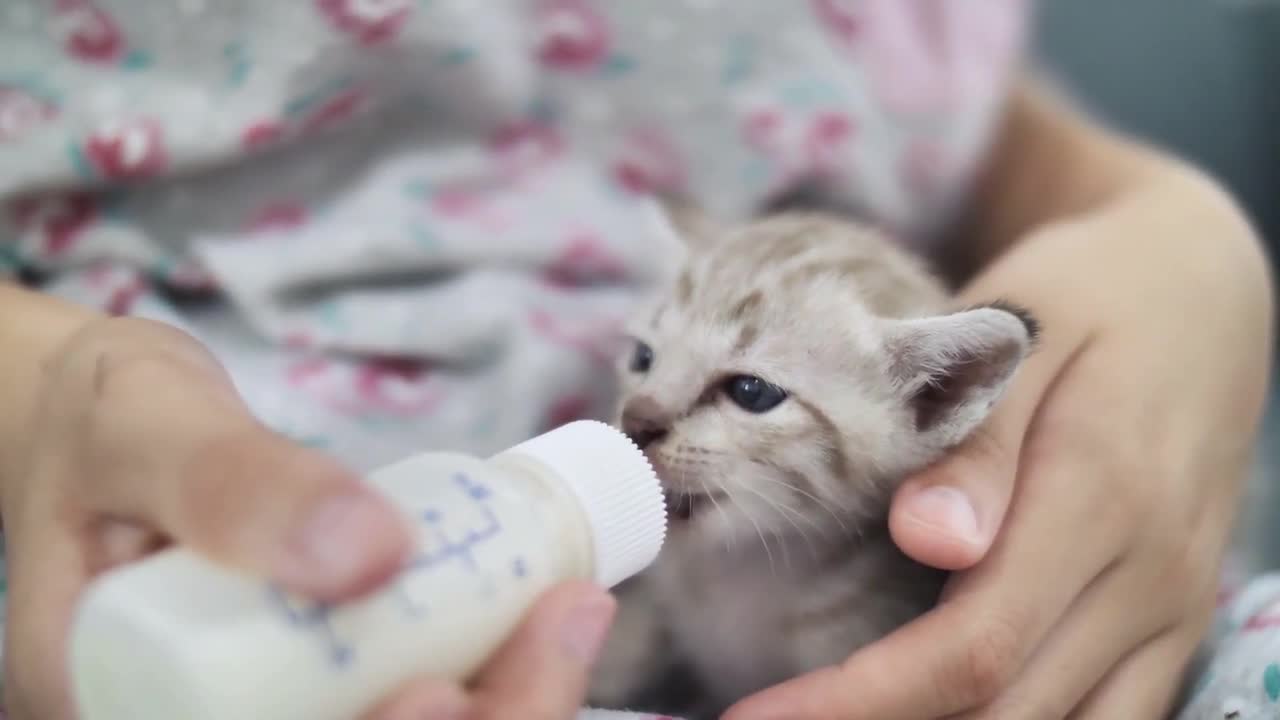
(620, 396, 670, 450)
(625, 424, 668, 450)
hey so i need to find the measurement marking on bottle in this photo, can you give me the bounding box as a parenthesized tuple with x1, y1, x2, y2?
(270, 472, 509, 667)
(269, 591, 354, 667)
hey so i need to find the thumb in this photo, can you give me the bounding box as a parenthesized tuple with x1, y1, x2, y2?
(889, 312, 1087, 570)
(88, 360, 412, 602)
(363, 583, 614, 720)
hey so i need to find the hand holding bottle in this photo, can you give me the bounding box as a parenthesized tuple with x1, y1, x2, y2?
(0, 301, 645, 720)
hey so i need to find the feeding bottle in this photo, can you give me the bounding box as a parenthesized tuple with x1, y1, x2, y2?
(70, 420, 666, 720)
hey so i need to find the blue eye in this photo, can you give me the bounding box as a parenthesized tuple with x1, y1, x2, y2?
(724, 375, 787, 413)
(630, 341, 654, 373)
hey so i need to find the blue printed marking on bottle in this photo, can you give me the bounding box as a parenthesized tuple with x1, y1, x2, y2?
(270, 472, 526, 668)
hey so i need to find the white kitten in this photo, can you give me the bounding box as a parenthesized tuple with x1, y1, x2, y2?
(589, 210, 1039, 718)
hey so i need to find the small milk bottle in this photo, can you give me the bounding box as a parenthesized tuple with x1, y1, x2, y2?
(70, 420, 666, 720)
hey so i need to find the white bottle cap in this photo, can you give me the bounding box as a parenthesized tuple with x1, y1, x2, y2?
(495, 420, 667, 587)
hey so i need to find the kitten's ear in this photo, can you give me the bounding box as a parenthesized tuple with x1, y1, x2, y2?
(643, 196, 721, 284)
(655, 194, 722, 250)
(884, 303, 1040, 448)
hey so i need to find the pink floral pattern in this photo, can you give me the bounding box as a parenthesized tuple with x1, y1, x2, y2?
(9, 192, 99, 258)
(1244, 600, 1280, 632)
(239, 86, 370, 152)
(246, 202, 309, 232)
(315, 0, 413, 46)
(287, 356, 445, 416)
(300, 88, 369, 133)
(430, 189, 513, 233)
(84, 263, 146, 315)
(743, 106, 857, 190)
(489, 121, 565, 177)
(103, 276, 146, 315)
(527, 308, 625, 368)
(542, 232, 628, 288)
(84, 119, 167, 180)
(52, 0, 126, 64)
(0, 86, 59, 143)
(612, 129, 686, 195)
(812, 0, 1025, 115)
(535, 0, 612, 71)
(282, 331, 316, 350)
(240, 120, 286, 151)
(162, 260, 218, 292)
(810, 0, 863, 52)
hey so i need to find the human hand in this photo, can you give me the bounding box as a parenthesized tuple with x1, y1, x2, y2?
(364, 580, 617, 720)
(0, 316, 613, 720)
(725, 180, 1273, 719)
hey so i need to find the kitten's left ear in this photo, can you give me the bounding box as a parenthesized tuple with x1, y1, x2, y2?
(655, 194, 724, 250)
(885, 302, 1040, 448)
(642, 195, 724, 284)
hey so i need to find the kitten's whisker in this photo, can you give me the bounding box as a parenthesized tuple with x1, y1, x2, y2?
(737, 472, 838, 537)
(750, 472, 851, 537)
(690, 463, 735, 554)
(726, 481, 819, 562)
(721, 485, 781, 574)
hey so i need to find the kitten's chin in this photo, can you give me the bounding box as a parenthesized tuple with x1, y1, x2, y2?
(644, 453, 729, 531)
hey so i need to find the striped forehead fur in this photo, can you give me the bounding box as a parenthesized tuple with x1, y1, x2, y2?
(665, 213, 947, 325)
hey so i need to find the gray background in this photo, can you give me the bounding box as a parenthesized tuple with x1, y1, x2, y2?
(1036, 0, 1280, 244)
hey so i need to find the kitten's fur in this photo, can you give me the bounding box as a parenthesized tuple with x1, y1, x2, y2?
(589, 209, 1039, 718)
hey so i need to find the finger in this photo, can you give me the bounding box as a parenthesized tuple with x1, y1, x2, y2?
(93, 522, 167, 571)
(955, 563, 1172, 720)
(727, 414, 1125, 720)
(724, 534, 1109, 720)
(1068, 628, 1201, 720)
(84, 356, 412, 602)
(470, 581, 616, 720)
(890, 291, 1094, 570)
(3, 495, 90, 720)
(964, 503, 1225, 720)
(360, 680, 470, 720)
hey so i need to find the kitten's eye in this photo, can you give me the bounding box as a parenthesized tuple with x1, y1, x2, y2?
(724, 375, 787, 413)
(630, 341, 654, 373)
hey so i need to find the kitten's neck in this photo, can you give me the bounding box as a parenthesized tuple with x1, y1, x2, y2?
(670, 518, 887, 579)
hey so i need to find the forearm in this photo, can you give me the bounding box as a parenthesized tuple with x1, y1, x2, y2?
(961, 75, 1271, 325)
(0, 283, 98, 476)
(958, 77, 1273, 453)
(959, 77, 1165, 258)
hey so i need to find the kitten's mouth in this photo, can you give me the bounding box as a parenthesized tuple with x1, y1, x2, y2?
(663, 490, 726, 522)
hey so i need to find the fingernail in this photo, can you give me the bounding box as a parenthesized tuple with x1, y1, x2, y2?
(281, 490, 403, 591)
(906, 486, 982, 545)
(560, 592, 616, 664)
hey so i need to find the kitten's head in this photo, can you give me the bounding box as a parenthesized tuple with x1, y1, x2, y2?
(616, 210, 1038, 547)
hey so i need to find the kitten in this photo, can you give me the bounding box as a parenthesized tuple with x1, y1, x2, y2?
(588, 209, 1040, 718)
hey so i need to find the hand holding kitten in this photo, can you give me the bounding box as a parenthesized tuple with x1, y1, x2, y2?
(726, 171, 1272, 720)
